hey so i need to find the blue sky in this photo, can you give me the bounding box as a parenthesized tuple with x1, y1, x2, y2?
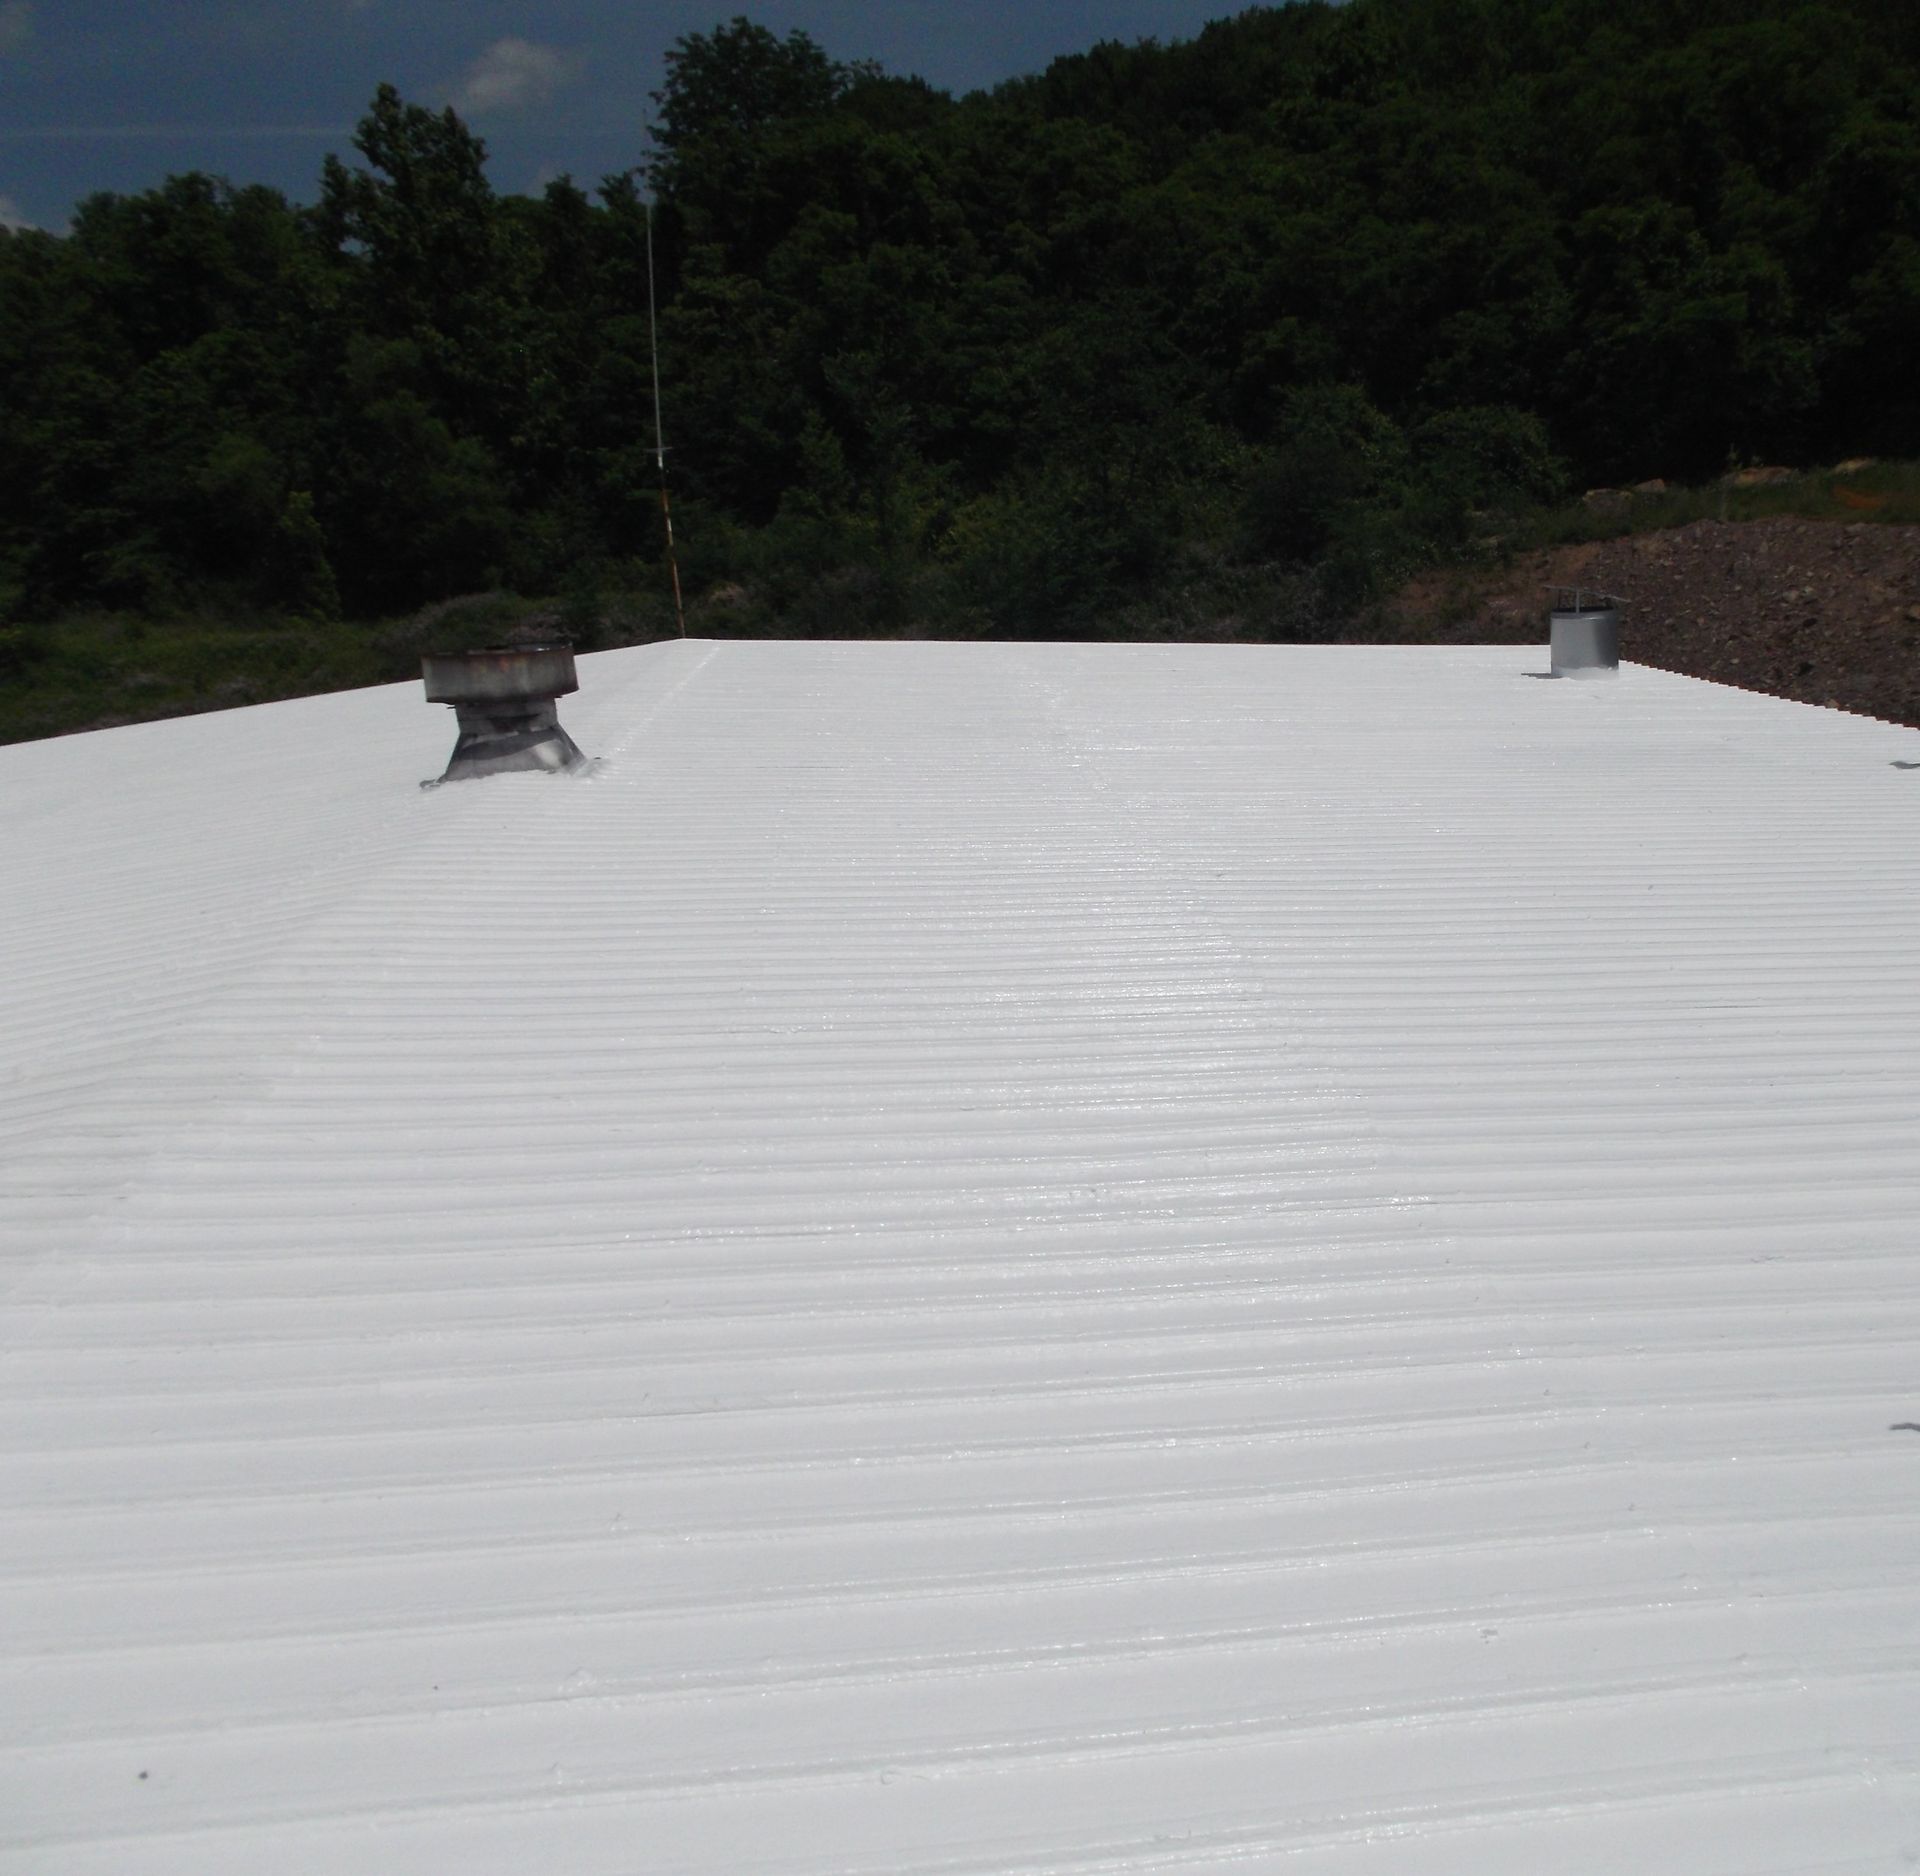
(0, 1, 1256, 232)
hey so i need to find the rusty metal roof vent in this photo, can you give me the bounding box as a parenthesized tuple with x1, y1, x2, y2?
(1547, 587, 1623, 677)
(422, 645, 588, 784)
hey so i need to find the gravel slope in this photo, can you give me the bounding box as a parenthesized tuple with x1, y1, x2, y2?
(1392, 518, 1920, 727)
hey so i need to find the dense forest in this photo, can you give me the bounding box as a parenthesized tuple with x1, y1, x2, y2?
(2, 0, 1918, 659)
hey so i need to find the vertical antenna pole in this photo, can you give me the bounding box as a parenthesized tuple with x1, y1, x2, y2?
(645, 193, 688, 640)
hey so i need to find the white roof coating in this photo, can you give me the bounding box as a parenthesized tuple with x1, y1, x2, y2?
(3, 639, 1919, 1874)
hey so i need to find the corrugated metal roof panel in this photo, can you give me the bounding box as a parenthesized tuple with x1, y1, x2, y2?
(3, 641, 1918, 1873)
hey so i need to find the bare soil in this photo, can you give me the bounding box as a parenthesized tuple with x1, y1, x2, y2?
(1387, 518, 1920, 728)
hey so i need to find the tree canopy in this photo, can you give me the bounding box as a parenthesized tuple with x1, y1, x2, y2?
(2, 0, 1916, 636)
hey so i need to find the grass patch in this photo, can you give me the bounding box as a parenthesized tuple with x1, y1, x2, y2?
(0, 590, 685, 746)
(1514, 459, 1920, 552)
(0, 612, 385, 745)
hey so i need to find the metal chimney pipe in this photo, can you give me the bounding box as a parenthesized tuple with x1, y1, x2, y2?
(422, 646, 587, 783)
(1547, 587, 1622, 677)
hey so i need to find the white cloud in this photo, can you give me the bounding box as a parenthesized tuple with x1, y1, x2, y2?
(0, 2, 34, 56)
(0, 193, 34, 232)
(447, 38, 579, 116)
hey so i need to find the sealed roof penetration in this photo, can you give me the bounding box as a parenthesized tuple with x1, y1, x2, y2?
(2, 640, 1918, 1873)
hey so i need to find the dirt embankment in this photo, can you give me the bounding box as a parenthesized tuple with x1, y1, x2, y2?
(1388, 517, 1920, 728)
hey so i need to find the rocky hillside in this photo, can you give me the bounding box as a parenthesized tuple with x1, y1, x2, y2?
(1389, 518, 1920, 729)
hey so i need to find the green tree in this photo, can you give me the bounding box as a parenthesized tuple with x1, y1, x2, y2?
(319, 86, 522, 445)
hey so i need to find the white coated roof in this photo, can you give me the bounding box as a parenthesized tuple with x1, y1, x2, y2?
(3, 639, 1919, 1874)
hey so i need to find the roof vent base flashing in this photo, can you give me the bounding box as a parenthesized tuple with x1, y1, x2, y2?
(438, 700, 587, 782)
